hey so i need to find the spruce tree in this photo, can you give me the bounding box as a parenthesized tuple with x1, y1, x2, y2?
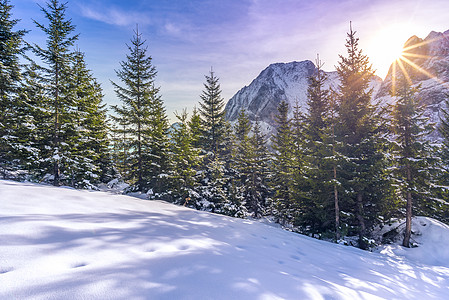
(248, 118, 271, 217)
(438, 93, 449, 223)
(195, 69, 239, 214)
(232, 110, 253, 216)
(335, 23, 386, 249)
(271, 100, 297, 224)
(290, 101, 309, 228)
(20, 62, 50, 179)
(30, 0, 79, 186)
(390, 78, 437, 247)
(198, 69, 226, 156)
(111, 27, 169, 194)
(170, 109, 201, 204)
(299, 57, 336, 235)
(188, 106, 203, 150)
(328, 89, 342, 240)
(70, 50, 112, 188)
(0, 0, 28, 178)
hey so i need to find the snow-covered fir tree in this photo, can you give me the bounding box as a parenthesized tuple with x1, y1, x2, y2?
(271, 100, 297, 225)
(290, 102, 308, 226)
(390, 78, 438, 247)
(198, 69, 227, 156)
(233, 112, 270, 218)
(437, 93, 449, 223)
(250, 118, 271, 217)
(232, 110, 252, 216)
(19, 63, 48, 178)
(188, 106, 203, 150)
(195, 69, 242, 215)
(0, 0, 29, 179)
(169, 109, 201, 205)
(25, 0, 112, 188)
(30, 0, 80, 186)
(111, 27, 170, 195)
(297, 58, 337, 236)
(69, 50, 112, 188)
(335, 23, 388, 249)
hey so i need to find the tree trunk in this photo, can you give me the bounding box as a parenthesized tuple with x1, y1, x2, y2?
(356, 192, 367, 249)
(138, 121, 142, 188)
(53, 67, 60, 186)
(403, 163, 413, 247)
(334, 166, 340, 241)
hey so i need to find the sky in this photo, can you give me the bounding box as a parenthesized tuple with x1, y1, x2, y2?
(11, 0, 449, 123)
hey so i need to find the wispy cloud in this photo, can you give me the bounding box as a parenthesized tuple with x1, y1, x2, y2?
(79, 6, 151, 27)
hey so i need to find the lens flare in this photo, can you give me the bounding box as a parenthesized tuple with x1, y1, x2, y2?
(390, 34, 449, 94)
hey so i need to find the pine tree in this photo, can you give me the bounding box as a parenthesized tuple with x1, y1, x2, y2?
(438, 93, 449, 223)
(290, 101, 309, 228)
(198, 69, 226, 156)
(197, 155, 230, 213)
(299, 57, 337, 235)
(271, 100, 297, 224)
(111, 27, 169, 194)
(328, 89, 342, 240)
(170, 109, 201, 204)
(0, 0, 28, 178)
(390, 78, 437, 247)
(30, 0, 79, 186)
(335, 23, 386, 249)
(232, 109, 253, 215)
(247, 118, 271, 217)
(188, 106, 202, 150)
(69, 50, 112, 188)
(195, 69, 240, 214)
(20, 62, 50, 179)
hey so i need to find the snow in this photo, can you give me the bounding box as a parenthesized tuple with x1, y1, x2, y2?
(377, 217, 449, 268)
(1, 180, 449, 299)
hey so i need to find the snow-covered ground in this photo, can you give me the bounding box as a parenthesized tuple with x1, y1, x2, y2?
(1, 180, 449, 299)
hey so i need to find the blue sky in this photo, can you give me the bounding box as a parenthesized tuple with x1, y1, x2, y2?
(11, 0, 449, 123)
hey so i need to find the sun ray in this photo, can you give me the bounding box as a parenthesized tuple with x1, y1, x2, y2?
(402, 36, 443, 53)
(401, 52, 433, 60)
(391, 60, 397, 95)
(400, 56, 449, 89)
(396, 58, 413, 86)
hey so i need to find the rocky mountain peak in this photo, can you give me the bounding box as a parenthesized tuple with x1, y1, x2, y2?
(224, 60, 378, 132)
(225, 60, 317, 126)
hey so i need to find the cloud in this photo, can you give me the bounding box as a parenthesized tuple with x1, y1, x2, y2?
(79, 6, 151, 27)
(164, 23, 182, 36)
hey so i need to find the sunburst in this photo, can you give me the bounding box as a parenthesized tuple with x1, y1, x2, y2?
(390, 34, 449, 94)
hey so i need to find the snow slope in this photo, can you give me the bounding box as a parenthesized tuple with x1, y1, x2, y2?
(377, 217, 449, 268)
(1, 180, 449, 299)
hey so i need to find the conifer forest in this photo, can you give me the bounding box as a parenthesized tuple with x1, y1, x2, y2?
(2, 0, 449, 250)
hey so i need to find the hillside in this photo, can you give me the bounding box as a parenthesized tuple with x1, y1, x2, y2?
(1, 180, 449, 299)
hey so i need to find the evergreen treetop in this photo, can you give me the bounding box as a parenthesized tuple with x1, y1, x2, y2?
(111, 26, 169, 193)
(30, 0, 79, 186)
(198, 68, 226, 156)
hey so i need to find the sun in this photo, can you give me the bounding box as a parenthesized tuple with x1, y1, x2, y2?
(368, 24, 449, 95)
(365, 25, 413, 79)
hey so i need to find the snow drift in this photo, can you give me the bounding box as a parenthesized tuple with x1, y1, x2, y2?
(1, 180, 449, 299)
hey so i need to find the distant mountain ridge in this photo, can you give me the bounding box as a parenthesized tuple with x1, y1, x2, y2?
(225, 29, 449, 139)
(225, 61, 342, 128)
